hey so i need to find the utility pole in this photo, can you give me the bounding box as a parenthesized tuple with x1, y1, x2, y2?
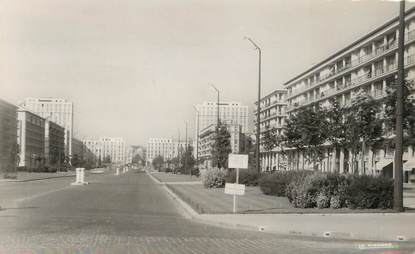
(193, 106, 200, 171)
(245, 36, 262, 173)
(394, 0, 405, 212)
(210, 84, 221, 168)
(177, 129, 181, 173)
(185, 121, 188, 176)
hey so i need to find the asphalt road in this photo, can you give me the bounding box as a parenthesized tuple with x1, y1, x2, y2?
(0, 171, 413, 254)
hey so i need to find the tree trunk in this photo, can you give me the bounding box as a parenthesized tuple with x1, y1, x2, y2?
(361, 141, 366, 175)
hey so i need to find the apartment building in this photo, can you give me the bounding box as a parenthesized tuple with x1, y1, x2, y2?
(198, 123, 247, 169)
(145, 138, 188, 166)
(19, 98, 74, 157)
(194, 101, 249, 158)
(253, 89, 288, 171)
(0, 99, 17, 175)
(257, 7, 415, 176)
(83, 137, 126, 165)
(44, 119, 65, 167)
(17, 109, 46, 169)
(83, 139, 103, 166)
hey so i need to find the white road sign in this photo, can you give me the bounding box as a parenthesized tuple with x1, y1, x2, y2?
(224, 183, 245, 196)
(228, 154, 248, 169)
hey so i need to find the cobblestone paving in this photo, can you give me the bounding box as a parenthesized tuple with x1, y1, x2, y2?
(0, 172, 413, 254)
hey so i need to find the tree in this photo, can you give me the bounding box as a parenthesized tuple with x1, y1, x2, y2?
(262, 126, 285, 171)
(132, 154, 144, 165)
(211, 124, 232, 168)
(180, 145, 195, 174)
(103, 155, 111, 164)
(344, 91, 383, 174)
(325, 98, 349, 172)
(152, 155, 164, 171)
(284, 105, 328, 170)
(384, 78, 415, 145)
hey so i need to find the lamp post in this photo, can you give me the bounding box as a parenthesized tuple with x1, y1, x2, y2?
(192, 106, 200, 172)
(210, 84, 220, 128)
(245, 36, 262, 173)
(184, 120, 189, 176)
(210, 84, 220, 168)
(394, 0, 405, 212)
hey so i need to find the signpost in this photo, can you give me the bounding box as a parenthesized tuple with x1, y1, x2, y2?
(225, 154, 248, 214)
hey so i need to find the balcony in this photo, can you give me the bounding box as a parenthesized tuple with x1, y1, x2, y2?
(287, 30, 415, 100)
(253, 99, 286, 114)
(286, 54, 415, 111)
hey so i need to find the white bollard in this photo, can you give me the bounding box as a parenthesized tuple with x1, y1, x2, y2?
(71, 168, 88, 185)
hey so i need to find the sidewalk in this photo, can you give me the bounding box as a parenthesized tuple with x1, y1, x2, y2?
(146, 170, 415, 242)
(150, 171, 201, 184)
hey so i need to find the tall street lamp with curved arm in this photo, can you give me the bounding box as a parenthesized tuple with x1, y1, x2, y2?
(244, 36, 262, 173)
(192, 106, 200, 171)
(210, 84, 220, 128)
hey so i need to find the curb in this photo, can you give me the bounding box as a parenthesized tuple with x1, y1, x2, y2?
(0, 174, 76, 183)
(145, 170, 415, 242)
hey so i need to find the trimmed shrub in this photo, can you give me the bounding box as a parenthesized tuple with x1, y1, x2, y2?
(201, 167, 227, 188)
(345, 175, 393, 209)
(226, 169, 260, 186)
(316, 191, 330, 209)
(259, 170, 312, 197)
(330, 195, 342, 209)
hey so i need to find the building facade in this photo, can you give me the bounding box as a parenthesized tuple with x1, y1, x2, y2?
(17, 109, 46, 169)
(0, 99, 17, 175)
(198, 123, 247, 169)
(145, 138, 188, 165)
(253, 89, 288, 171)
(44, 119, 65, 167)
(83, 139, 102, 167)
(256, 7, 415, 176)
(194, 101, 249, 158)
(19, 98, 73, 157)
(82, 137, 126, 165)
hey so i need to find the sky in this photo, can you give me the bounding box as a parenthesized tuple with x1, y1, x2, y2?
(1, 0, 413, 146)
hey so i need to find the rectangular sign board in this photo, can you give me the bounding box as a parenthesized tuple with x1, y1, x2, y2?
(224, 183, 245, 196)
(228, 154, 248, 169)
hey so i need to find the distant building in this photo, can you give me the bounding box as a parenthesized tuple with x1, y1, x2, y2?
(194, 101, 249, 157)
(83, 139, 102, 166)
(146, 138, 188, 166)
(17, 109, 45, 169)
(0, 99, 17, 175)
(44, 119, 65, 167)
(198, 123, 247, 169)
(19, 98, 73, 157)
(82, 137, 126, 165)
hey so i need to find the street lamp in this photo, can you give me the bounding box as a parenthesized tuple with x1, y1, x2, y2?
(210, 84, 220, 128)
(192, 106, 200, 171)
(184, 120, 189, 176)
(394, 0, 405, 212)
(244, 36, 262, 173)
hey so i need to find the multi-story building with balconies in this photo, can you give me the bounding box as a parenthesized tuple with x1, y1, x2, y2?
(256, 7, 415, 177)
(253, 89, 287, 171)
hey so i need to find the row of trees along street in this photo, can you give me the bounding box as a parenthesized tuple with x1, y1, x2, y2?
(262, 78, 415, 173)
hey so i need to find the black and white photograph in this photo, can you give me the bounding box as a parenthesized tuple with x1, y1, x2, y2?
(1, 0, 415, 253)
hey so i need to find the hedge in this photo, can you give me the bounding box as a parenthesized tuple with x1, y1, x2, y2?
(225, 169, 260, 186)
(259, 170, 313, 196)
(260, 170, 393, 209)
